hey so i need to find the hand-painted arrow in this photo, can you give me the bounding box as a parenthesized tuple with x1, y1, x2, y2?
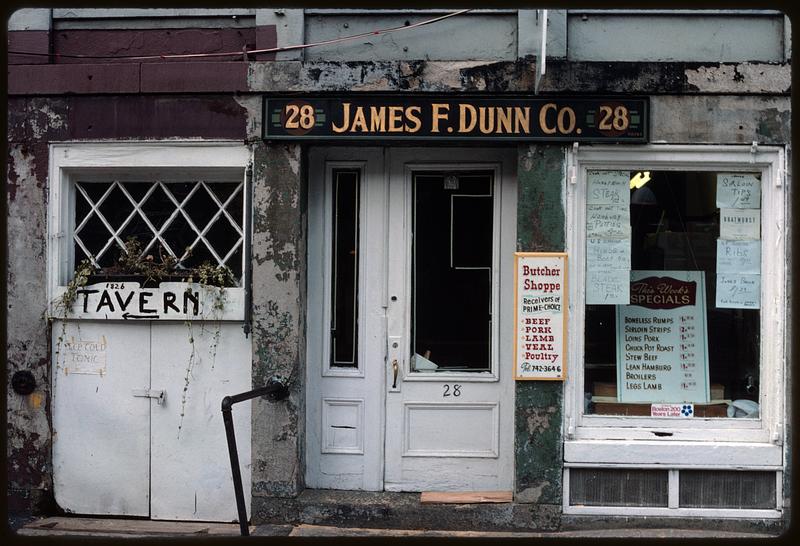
(122, 313, 161, 320)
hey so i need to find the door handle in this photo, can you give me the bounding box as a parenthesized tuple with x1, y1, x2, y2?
(132, 388, 166, 405)
(392, 359, 399, 389)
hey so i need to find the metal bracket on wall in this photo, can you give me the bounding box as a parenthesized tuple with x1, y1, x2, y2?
(569, 142, 579, 184)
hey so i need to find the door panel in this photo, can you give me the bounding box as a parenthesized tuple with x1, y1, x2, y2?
(52, 321, 151, 516)
(150, 323, 251, 521)
(384, 149, 516, 492)
(306, 148, 386, 490)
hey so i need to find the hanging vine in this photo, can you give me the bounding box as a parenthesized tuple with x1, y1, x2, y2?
(52, 258, 96, 373)
(56, 236, 238, 438)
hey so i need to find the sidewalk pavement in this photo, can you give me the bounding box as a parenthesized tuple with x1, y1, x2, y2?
(11, 517, 783, 539)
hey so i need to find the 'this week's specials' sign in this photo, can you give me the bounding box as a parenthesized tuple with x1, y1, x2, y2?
(616, 271, 710, 404)
(514, 253, 568, 380)
(263, 96, 648, 142)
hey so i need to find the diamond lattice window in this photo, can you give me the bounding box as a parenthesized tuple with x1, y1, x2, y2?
(73, 180, 245, 281)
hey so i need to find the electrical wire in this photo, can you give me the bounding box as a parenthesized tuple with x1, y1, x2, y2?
(8, 8, 473, 61)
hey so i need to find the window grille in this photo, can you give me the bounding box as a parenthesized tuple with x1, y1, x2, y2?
(73, 179, 244, 281)
(679, 470, 776, 509)
(569, 468, 669, 507)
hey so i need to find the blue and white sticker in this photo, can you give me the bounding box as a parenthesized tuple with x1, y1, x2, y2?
(651, 403, 694, 418)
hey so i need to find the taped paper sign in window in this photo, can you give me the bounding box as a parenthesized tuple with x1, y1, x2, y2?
(616, 271, 710, 404)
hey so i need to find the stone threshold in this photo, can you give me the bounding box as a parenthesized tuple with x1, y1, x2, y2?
(252, 489, 561, 533)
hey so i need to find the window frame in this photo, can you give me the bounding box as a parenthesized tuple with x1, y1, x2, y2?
(399, 162, 504, 383)
(320, 160, 369, 378)
(47, 141, 251, 321)
(564, 145, 787, 448)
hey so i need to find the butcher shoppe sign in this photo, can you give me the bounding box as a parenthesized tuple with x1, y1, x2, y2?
(263, 95, 648, 142)
(514, 253, 568, 380)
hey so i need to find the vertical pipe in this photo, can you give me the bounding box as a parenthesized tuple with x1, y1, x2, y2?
(222, 400, 250, 536)
(243, 160, 253, 337)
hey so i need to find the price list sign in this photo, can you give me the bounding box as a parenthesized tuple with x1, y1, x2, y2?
(514, 253, 568, 380)
(616, 271, 710, 403)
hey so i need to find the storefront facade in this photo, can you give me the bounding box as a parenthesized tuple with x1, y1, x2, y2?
(7, 8, 792, 533)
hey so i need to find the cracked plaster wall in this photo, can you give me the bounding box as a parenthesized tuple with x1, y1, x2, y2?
(250, 142, 307, 499)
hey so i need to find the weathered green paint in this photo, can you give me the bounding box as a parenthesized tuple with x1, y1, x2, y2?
(757, 107, 792, 144)
(516, 145, 565, 252)
(514, 144, 566, 505)
(250, 141, 307, 498)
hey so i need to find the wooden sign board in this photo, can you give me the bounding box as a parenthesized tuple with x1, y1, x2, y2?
(263, 95, 648, 143)
(514, 252, 568, 381)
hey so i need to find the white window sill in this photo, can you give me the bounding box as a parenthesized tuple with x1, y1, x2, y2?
(564, 439, 782, 468)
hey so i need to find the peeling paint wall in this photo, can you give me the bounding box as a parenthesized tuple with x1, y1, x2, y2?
(515, 145, 566, 513)
(250, 142, 307, 500)
(7, 141, 53, 516)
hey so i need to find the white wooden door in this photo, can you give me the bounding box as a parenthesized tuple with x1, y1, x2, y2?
(52, 320, 250, 521)
(383, 149, 516, 492)
(52, 320, 151, 516)
(306, 147, 516, 493)
(150, 323, 251, 521)
(305, 148, 386, 490)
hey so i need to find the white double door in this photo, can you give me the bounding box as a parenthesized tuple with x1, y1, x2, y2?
(306, 147, 516, 492)
(52, 320, 251, 521)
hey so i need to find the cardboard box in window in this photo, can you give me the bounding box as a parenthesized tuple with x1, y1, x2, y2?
(591, 381, 724, 400)
(592, 382, 618, 397)
(647, 231, 717, 271)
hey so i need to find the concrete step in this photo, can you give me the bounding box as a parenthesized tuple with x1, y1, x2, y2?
(253, 489, 561, 532)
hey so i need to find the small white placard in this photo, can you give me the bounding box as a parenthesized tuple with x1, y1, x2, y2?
(587, 238, 631, 271)
(716, 173, 761, 209)
(586, 269, 630, 305)
(587, 170, 630, 206)
(716, 273, 761, 309)
(63, 336, 108, 375)
(716, 239, 761, 274)
(651, 403, 694, 418)
(586, 204, 631, 239)
(720, 208, 760, 240)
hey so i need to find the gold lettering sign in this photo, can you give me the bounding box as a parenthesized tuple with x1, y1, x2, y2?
(265, 95, 648, 142)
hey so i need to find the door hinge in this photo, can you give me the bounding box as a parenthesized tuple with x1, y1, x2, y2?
(132, 388, 166, 405)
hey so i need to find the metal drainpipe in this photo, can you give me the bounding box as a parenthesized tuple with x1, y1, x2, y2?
(243, 160, 253, 337)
